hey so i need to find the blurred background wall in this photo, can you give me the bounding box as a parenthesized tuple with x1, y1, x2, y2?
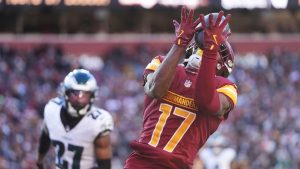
(1, 0, 300, 169)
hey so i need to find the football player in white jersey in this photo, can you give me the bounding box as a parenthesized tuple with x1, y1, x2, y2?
(36, 69, 114, 169)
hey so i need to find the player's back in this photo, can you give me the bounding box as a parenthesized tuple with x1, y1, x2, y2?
(128, 56, 236, 169)
(44, 97, 113, 169)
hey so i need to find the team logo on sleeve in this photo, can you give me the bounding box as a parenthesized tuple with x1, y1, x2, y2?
(184, 80, 192, 88)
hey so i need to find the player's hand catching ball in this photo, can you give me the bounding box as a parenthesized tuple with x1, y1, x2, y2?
(199, 11, 231, 52)
(173, 7, 202, 47)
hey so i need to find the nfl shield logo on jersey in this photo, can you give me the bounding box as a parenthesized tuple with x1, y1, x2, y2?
(184, 80, 192, 88)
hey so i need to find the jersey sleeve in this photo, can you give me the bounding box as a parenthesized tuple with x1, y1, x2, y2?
(95, 109, 114, 135)
(43, 99, 53, 130)
(216, 84, 238, 107)
(43, 97, 64, 132)
(215, 76, 238, 110)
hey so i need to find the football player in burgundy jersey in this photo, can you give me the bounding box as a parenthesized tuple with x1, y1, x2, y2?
(124, 7, 237, 169)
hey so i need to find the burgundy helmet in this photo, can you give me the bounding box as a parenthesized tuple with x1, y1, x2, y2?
(216, 41, 234, 77)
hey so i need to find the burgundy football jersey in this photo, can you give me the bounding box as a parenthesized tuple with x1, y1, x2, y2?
(128, 56, 237, 169)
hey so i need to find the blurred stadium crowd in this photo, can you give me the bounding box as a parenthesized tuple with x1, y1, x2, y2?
(1, 8, 300, 34)
(0, 43, 300, 169)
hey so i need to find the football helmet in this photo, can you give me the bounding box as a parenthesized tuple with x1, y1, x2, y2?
(216, 41, 234, 77)
(195, 12, 231, 47)
(184, 42, 202, 70)
(184, 12, 234, 77)
(61, 69, 98, 117)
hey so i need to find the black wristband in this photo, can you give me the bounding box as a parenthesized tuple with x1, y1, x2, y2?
(96, 159, 111, 169)
(36, 162, 44, 169)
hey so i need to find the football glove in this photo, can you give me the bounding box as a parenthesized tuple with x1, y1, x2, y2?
(173, 7, 201, 47)
(199, 11, 231, 53)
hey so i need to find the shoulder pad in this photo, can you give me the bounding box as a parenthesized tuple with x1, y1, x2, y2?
(144, 55, 165, 74)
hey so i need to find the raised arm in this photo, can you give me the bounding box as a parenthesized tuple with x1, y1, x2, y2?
(194, 11, 234, 117)
(144, 45, 184, 98)
(144, 7, 201, 98)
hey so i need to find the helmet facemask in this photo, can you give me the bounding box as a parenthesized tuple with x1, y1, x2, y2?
(184, 42, 203, 70)
(65, 90, 94, 117)
(216, 41, 234, 77)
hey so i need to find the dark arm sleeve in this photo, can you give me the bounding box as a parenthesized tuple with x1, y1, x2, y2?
(194, 50, 221, 114)
(96, 159, 111, 169)
(38, 129, 51, 155)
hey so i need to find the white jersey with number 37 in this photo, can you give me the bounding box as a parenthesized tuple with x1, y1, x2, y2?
(43, 97, 114, 169)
